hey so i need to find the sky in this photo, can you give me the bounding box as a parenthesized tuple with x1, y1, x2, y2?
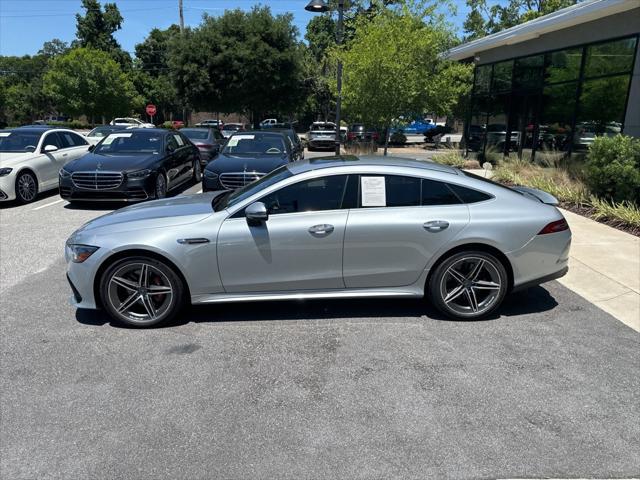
(0, 0, 471, 57)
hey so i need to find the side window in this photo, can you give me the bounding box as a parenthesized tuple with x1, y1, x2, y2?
(213, 130, 224, 141)
(70, 132, 88, 146)
(42, 132, 64, 150)
(447, 183, 493, 203)
(166, 135, 179, 152)
(422, 179, 462, 205)
(61, 132, 88, 147)
(360, 175, 421, 208)
(259, 175, 350, 215)
(173, 134, 186, 148)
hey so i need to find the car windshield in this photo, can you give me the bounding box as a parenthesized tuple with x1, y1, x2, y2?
(94, 131, 163, 154)
(311, 123, 334, 131)
(88, 127, 115, 138)
(182, 129, 209, 140)
(214, 165, 293, 211)
(224, 124, 242, 130)
(0, 131, 43, 152)
(222, 133, 285, 155)
(113, 119, 135, 124)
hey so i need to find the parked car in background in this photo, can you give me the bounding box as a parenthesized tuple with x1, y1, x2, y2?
(259, 118, 278, 128)
(466, 125, 486, 152)
(424, 124, 453, 142)
(180, 127, 226, 165)
(85, 125, 128, 145)
(171, 120, 185, 129)
(0, 126, 90, 203)
(221, 123, 245, 138)
(202, 130, 295, 191)
(59, 129, 200, 203)
(347, 124, 380, 143)
(66, 155, 571, 327)
(110, 117, 154, 128)
(271, 128, 304, 161)
(307, 122, 337, 151)
(195, 119, 223, 129)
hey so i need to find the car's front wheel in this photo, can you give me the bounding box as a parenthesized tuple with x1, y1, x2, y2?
(428, 251, 508, 320)
(100, 256, 185, 327)
(15, 170, 38, 203)
(193, 159, 202, 182)
(155, 172, 167, 199)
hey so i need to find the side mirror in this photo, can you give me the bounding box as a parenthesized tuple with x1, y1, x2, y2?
(245, 202, 268, 225)
(43, 144, 58, 153)
(88, 144, 95, 152)
(166, 144, 176, 153)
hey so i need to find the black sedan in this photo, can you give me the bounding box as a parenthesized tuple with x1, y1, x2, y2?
(180, 127, 226, 165)
(59, 129, 201, 202)
(202, 131, 294, 191)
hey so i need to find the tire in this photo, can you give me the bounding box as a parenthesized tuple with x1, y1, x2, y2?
(428, 250, 508, 320)
(100, 256, 185, 327)
(155, 171, 167, 199)
(193, 159, 202, 182)
(15, 170, 38, 204)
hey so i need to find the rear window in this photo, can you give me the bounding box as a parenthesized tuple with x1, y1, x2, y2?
(183, 130, 209, 140)
(448, 183, 493, 203)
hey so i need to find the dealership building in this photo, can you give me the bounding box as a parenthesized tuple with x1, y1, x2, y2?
(447, 0, 640, 162)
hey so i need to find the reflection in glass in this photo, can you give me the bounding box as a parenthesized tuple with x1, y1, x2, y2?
(584, 37, 637, 78)
(575, 74, 629, 151)
(545, 47, 582, 84)
(513, 55, 544, 90)
(474, 64, 491, 94)
(485, 94, 510, 161)
(538, 83, 577, 163)
(467, 95, 490, 153)
(492, 60, 513, 92)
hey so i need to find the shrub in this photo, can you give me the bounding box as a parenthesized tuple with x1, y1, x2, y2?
(389, 131, 406, 145)
(585, 135, 640, 204)
(432, 151, 465, 168)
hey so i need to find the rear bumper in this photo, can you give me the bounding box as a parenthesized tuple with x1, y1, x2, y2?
(308, 139, 335, 149)
(511, 266, 568, 292)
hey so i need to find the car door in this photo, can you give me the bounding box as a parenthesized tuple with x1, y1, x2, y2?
(175, 133, 193, 182)
(39, 132, 67, 189)
(343, 175, 470, 288)
(212, 129, 224, 154)
(217, 174, 355, 293)
(164, 134, 182, 188)
(60, 131, 90, 161)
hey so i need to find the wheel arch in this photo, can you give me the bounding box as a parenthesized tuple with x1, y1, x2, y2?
(425, 243, 514, 293)
(15, 167, 40, 187)
(93, 248, 192, 309)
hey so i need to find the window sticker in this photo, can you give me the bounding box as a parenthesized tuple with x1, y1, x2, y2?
(227, 134, 255, 147)
(361, 176, 386, 207)
(0, 132, 11, 137)
(103, 132, 132, 145)
(174, 134, 184, 146)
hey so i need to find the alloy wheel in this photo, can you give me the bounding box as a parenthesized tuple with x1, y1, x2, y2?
(439, 256, 503, 317)
(193, 160, 202, 182)
(16, 172, 37, 203)
(155, 173, 167, 199)
(106, 262, 174, 324)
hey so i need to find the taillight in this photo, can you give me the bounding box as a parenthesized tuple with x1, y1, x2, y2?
(372, 133, 379, 140)
(347, 132, 355, 140)
(538, 219, 569, 235)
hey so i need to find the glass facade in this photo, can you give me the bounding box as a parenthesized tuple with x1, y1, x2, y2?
(465, 35, 639, 163)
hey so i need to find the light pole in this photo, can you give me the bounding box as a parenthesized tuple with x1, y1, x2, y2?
(305, 0, 344, 156)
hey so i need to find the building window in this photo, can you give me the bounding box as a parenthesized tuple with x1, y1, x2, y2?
(584, 37, 638, 78)
(474, 64, 491, 94)
(545, 47, 582, 84)
(513, 55, 544, 90)
(492, 60, 513, 92)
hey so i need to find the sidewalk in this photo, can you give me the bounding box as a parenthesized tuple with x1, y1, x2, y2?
(558, 209, 640, 332)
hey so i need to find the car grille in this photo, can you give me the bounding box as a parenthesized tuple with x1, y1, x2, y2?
(71, 171, 123, 190)
(219, 172, 265, 190)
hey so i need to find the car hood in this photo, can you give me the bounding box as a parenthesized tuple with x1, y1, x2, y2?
(0, 151, 34, 169)
(72, 192, 224, 237)
(65, 152, 159, 172)
(205, 153, 288, 174)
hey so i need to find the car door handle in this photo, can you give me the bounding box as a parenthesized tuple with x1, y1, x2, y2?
(423, 220, 449, 232)
(62, 153, 68, 157)
(308, 224, 334, 236)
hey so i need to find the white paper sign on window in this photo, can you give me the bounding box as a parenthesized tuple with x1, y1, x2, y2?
(103, 132, 132, 145)
(361, 176, 386, 207)
(227, 134, 255, 147)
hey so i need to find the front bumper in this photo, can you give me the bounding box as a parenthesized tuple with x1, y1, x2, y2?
(60, 174, 155, 202)
(0, 173, 17, 201)
(66, 245, 111, 309)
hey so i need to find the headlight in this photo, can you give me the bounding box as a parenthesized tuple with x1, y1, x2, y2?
(0, 167, 13, 177)
(66, 244, 99, 263)
(59, 168, 71, 178)
(128, 169, 151, 179)
(204, 170, 218, 180)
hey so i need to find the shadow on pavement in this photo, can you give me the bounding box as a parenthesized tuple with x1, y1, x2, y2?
(0, 188, 59, 209)
(75, 285, 558, 329)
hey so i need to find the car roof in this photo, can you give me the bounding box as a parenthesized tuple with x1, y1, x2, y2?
(232, 130, 286, 137)
(12, 126, 54, 131)
(288, 155, 462, 176)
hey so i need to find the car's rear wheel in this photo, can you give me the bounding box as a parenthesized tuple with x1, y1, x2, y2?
(428, 251, 508, 320)
(15, 171, 38, 203)
(193, 159, 202, 182)
(100, 256, 185, 327)
(155, 172, 167, 199)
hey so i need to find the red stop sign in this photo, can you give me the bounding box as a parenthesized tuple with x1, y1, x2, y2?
(146, 104, 157, 116)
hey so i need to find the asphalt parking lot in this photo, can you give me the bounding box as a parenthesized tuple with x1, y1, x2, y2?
(1, 156, 639, 479)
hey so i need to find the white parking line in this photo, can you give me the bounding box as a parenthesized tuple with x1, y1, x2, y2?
(32, 199, 65, 210)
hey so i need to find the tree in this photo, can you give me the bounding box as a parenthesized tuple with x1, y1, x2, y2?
(168, 6, 306, 126)
(38, 39, 69, 58)
(73, 0, 131, 67)
(43, 48, 142, 123)
(334, 1, 472, 154)
(463, 0, 579, 41)
(0, 54, 52, 123)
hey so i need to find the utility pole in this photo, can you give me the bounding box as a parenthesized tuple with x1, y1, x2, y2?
(179, 0, 184, 32)
(334, 0, 344, 156)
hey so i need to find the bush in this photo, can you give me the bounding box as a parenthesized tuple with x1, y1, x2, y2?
(432, 151, 465, 168)
(585, 135, 640, 203)
(161, 121, 176, 129)
(389, 131, 407, 145)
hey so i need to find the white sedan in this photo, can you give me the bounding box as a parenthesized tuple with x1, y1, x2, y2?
(109, 118, 154, 128)
(0, 127, 90, 203)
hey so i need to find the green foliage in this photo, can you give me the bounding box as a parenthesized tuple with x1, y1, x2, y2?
(432, 151, 466, 168)
(333, 1, 472, 131)
(0, 53, 52, 123)
(585, 135, 640, 204)
(38, 39, 69, 58)
(43, 48, 142, 122)
(463, 0, 578, 41)
(73, 0, 131, 67)
(168, 6, 306, 126)
(305, 15, 336, 63)
(389, 131, 407, 145)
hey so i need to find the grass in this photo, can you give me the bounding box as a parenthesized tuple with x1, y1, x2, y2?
(492, 159, 640, 234)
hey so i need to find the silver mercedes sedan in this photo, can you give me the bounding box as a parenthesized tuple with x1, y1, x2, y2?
(65, 156, 571, 327)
